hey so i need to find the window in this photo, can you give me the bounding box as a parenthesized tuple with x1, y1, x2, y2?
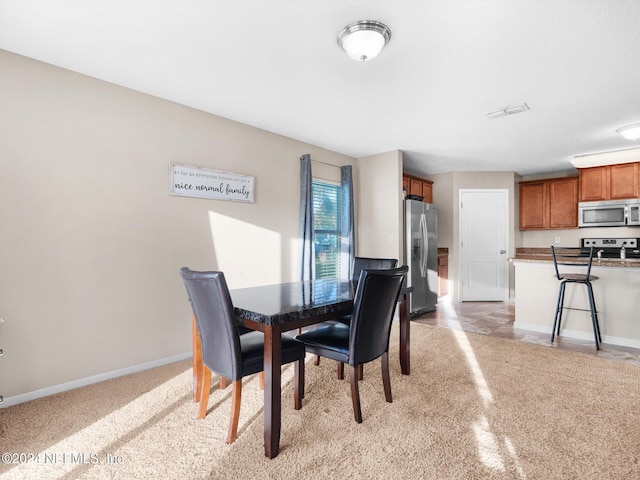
(312, 180, 342, 279)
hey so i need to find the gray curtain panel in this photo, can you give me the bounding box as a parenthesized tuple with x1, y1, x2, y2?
(299, 154, 314, 281)
(340, 165, 355, 280)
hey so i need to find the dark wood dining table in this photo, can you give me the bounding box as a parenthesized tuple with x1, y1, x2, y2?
(191, 278, 413, 459)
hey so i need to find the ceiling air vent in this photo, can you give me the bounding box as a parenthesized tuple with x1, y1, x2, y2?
(487, 103, 529, 119)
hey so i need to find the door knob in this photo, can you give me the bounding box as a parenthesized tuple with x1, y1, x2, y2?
(499, 249, 506, 254)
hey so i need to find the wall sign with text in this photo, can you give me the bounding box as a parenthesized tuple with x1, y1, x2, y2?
(169, 163, 255, 203)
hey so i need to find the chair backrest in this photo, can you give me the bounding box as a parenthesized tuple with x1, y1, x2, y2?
(179, 268, 243, 381)
(550, 246, 594, 281)
(352, 257, 398, 281)
(349, 266, 408, 366)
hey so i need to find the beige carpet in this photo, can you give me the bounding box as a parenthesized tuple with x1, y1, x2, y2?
(2, 323, 640, 480)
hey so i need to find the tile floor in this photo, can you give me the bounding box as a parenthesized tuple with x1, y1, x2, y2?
(413, 296, 640, 366)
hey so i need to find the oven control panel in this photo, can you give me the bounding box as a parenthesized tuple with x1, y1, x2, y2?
(582, 238, 638, 248)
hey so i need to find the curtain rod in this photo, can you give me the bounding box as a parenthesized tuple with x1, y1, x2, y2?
(311, 159, 343, 168)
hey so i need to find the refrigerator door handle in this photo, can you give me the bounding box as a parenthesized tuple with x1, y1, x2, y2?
(419, 212, 428, 278)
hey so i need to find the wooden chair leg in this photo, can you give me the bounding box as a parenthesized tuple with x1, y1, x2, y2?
(381, 351, 392, 403)
(198, 368, 212, 419)
(358, 363, 364, 380)
(314, 355, 321, 366)
(337, 362, 345, 380)
(192, 314, 203, 402)
(294, 360, 304, 410)
(259, 371, 264, 390)
(227, 380, 242, 444)
(349, 365, 363, 423)
(219, 376, 228, 389)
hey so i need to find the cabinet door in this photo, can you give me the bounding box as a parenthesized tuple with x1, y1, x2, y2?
(519, 182, 548, 230)
(437, 255, 448, 296)
(402, 176, 410, 194)
(548, 177, 578, 228)
(422, 181, 433, 203)
(579, 166, 609, 201)
(610, 163, 638, 199)
(410, 179, 423, 197)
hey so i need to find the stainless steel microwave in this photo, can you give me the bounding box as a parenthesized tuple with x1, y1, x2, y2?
(578, 199, 640, 227)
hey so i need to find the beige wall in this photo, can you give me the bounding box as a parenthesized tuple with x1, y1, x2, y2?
(355, 151, 403, 262)
(0, 50, 356, 404)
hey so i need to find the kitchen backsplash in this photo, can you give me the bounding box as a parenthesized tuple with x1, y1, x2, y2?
(522, 226, 640, 248)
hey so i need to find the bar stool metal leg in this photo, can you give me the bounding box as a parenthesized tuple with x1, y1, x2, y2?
(551, 281, 567, 343)
(586, 282, 601, 350)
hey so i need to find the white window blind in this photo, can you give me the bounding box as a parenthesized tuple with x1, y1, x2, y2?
(312, 181, 342, 279)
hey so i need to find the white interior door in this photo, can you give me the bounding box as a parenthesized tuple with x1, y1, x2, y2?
(459, 189, 509, 301)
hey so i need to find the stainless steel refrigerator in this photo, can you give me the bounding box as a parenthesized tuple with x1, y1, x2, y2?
(404, 199, 438, 315)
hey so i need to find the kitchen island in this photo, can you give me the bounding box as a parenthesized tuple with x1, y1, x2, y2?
(511, 248, 640, 349)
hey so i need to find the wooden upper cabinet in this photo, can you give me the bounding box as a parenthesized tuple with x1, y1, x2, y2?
(422, 182, 433, 203)
(579, 166, 609, 201)
(409, 178, 423, 198)
(403, 174, 433, 203)
(610, 163, 639, 199)
(402, 176, 410, 194)
(519, 181, 548, 230)
(548, 177, 579, 229)
(519, 176, 578, 230)
(579, 162, 640, 201)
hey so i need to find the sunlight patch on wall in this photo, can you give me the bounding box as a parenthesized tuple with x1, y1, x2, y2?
(208, 211, 281, 288)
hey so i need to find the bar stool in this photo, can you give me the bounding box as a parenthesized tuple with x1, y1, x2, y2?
(550, 246, 602, 350)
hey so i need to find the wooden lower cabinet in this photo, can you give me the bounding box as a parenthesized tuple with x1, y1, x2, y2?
(437, 254, 448, 297)
(519, 176, 578, 230)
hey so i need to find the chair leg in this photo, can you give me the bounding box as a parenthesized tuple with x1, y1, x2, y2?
(192, 314, 203, 403)
(358, 364, 364, 381)
(586, 283, 601, 350)
(337, 362, 345, 380)
(557, 282, 567, 337)
(294, 360, 304, 410)
(227, 380, 242, 444)
(198, 368, 212, 419)
(381, 352, 392, 403)
(259, 371, 264, 390)
(314, 355, 321, 366)
(551, 282, 566, 343)
(349, 365, 363, 423)
(219, 377, 228, 390)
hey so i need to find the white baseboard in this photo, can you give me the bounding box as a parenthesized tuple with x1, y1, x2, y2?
(514, 321, 640, 349)
(1, 352, 191, 408)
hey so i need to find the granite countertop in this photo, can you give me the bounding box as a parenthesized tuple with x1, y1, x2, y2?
(510, 248, 640, 268)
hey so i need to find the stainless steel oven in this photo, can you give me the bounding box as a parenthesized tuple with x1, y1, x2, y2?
(578, 199, 640, 227)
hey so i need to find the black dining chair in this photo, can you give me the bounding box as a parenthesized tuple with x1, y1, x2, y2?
(313, 257, 398, 373)
(337, 256, 398, 325)
(180, 267, 306, 443)
(295, 266, 408, 423)
(550, 246, 602, 350)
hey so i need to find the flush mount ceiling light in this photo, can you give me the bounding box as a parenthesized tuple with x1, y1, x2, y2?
(337, 20, 391, 62)
(487, 103, 530, 119)
(617, 124, 640, 141)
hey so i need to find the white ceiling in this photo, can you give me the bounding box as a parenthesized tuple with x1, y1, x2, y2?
(1, 0, 640, 176)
